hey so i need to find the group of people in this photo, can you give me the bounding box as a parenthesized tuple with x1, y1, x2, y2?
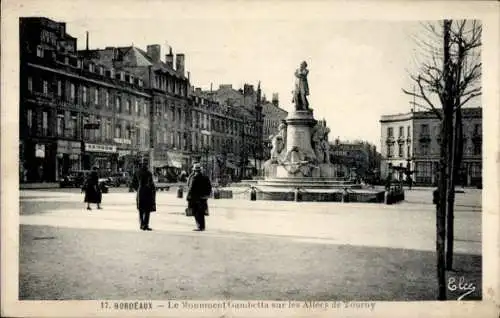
(83, 161, 212, 232)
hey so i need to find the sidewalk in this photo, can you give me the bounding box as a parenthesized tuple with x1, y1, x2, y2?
(20, 182, 60, 189)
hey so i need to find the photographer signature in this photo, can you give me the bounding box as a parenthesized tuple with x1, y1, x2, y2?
(448, 276, 476, 300)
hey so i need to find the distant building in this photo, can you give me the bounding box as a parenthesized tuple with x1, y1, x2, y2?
(380, 108, 482, 186)
(202, 83, 264, 177)
(19, 17, 150, 182)
(79, 44, 192, 174)
(262, 93, 288, 160)
(329, 139, 381, 180)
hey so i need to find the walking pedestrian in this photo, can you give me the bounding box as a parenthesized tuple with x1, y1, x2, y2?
(186, 163, 212, 231)
(131, 161, 156, 231)
(84, 166, 102, 210)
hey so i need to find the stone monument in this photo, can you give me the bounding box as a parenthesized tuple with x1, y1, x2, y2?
(262, 61, 338, 182)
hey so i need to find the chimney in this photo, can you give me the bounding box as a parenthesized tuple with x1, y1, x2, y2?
(86, 31, 89, 51)
(165, 46, 174, 68)
(175, 53, 185, 75)
(272, 93, 279, 106)
(146, 44, 161, 63)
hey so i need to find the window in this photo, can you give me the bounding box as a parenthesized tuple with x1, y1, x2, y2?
(135, 100, 139, 114)
(407, 126, 411, 138)
(471, 162, 481, 177)
(57, 114, 64, 136)
(421, 124, 429, 135)
(387, 144, 394, 158)
(143, 103, 148, 116)
(387, 127, 393, 138)
(43, 80, 48, 95)
(178, 109, 182, 126)
(83, 117, 90, 139)
(27, 109, 33, 130)
(398, 143, 404, 157)
(399, 126, 404, 137)
(57, 80, 62, 96)
(115, 124, 122, 138)
(28, 77, 33, 92)
(42, 111, 48, 135)
(89, 63, 95, 72)
(115, 97, 121, 112)
(94, 88, 99, 105)
(82, 86, 87, 103)
(171, 107, 176, 122)
(474, 124, 481, 136)
(170, 133, 175, 147)
(473, 141, 482, 155)
(106, 120, 112, 139)
(407, 145, 411, 158)
(36, 46, 44, 58)
(105, 91, 109, 107)
(70, 83, 75, 100)
(126, 100, 131, 114)
(95, 118, 101, 140)
(421, 143, 430, 155)
(99, 66, 104, 76)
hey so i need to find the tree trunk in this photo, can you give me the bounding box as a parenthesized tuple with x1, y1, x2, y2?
(436, 19, 453, 300)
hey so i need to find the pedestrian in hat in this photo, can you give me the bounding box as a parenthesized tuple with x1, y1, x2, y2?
(84, 166, 102, 210)
(186, 163, 212, 231)
(131, 160, 156, 231)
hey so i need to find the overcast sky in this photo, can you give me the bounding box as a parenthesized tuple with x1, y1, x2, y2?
(9, 1, 462, 147)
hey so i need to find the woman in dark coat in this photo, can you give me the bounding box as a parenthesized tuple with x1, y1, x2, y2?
(131, 162, 156, 231)
(84, 166, 102, 210)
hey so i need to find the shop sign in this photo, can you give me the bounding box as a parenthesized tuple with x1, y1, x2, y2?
(35, 144, 45, 158)
(113, 138, 131, 145)
(118, 150, 131, 157)
(85, 143, 117, 153)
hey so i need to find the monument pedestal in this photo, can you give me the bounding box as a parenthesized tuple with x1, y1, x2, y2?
(284, 110, 317, 163)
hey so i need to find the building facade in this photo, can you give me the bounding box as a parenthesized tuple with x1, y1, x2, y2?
(202, 83, 265, 177)
(329, 139, 381, 181)
(380, 108, 482, 186)
(20, 17, 151, 183)
(262, 93, 288, 160)
(79, 44, 192, 177)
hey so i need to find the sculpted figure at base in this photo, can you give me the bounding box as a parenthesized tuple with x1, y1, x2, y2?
(312, 122, 331, 164)
(268, 121, 288, 163)
(292, 61, 310, 111)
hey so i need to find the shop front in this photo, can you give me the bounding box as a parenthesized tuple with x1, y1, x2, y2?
(56, 140, 82, 180)
(20, 139, 57, 182)
(83, 143, 117, 173)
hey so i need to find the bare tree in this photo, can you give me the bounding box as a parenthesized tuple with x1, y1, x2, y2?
(402, 20, 482, 300)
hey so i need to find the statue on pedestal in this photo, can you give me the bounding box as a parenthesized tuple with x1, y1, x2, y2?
(292, 61, 310, 111)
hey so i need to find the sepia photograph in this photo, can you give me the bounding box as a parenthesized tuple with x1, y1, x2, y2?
(1, 1, 499, 317)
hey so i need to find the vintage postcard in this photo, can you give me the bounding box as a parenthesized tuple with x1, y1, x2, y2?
(1, 0, 499, 317)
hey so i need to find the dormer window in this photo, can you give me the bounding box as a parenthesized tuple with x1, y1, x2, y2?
(120, 72, 125, 81)
(36, 46, 44, 58)
(138, 79, 143, 87)
(65, 56, 69, 65)
(110, 69, 115, 78)
(89, 63, 95, 72)
(77, 59, 82, 69)
(99, 66, 104, 76)
(129, 76, 134, 84)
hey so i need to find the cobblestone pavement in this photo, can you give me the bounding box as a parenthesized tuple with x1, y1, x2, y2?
(18, 189, 482, 300)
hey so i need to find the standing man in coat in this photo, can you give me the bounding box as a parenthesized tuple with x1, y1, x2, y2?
(186, 163, 212, 231)
(131, 160, 156, 231)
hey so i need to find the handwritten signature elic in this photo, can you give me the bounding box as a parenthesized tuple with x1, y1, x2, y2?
(447, 276, 476, 300)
